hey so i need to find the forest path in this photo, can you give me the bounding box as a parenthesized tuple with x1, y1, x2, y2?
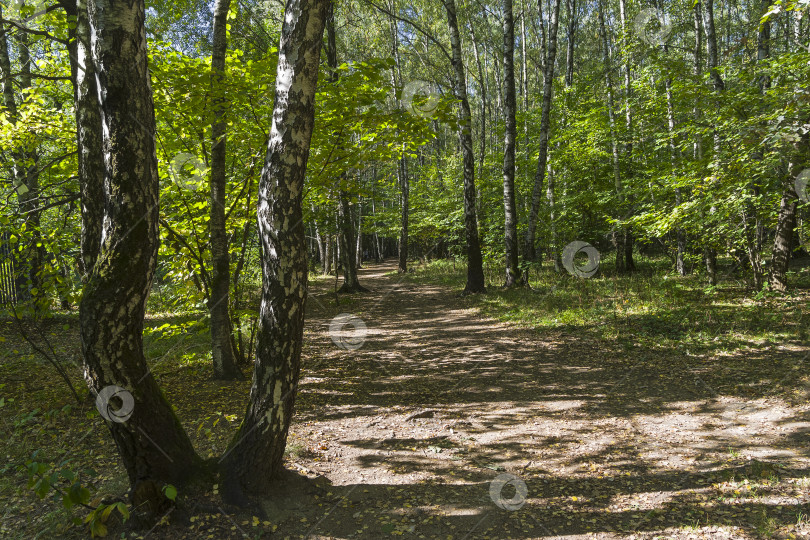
(280, 260, 810, 539)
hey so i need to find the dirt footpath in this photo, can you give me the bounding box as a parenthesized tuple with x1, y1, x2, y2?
(270, 261, 810, 539)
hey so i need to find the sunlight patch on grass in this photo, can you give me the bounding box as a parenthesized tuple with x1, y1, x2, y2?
(406, 256, 809, 357)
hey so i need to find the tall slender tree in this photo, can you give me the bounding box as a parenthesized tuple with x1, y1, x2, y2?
(221, 0, 328, 497)
(703, 0, 723, 285)
(663, 43, 685, 276)
(327, 2, 366, 292)
(443, 0, 486, 293)
(598, 0, 624, 272)
(742, 0, 772, 289)
(64, 0, 105, 280)
(502, 0, 522, 287)
(210, 0, 243, 379)
(525, 0, 562, 261)
(0, 21, 44, 307)
(618, 0, 635, 271)
(388, 1, 409, 273)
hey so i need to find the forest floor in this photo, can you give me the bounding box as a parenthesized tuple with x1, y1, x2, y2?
(1, 259, 810, 539)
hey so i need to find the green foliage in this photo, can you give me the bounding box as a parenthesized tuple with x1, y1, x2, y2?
(21, 449, 127, 537)
(83, 502, 130, 538)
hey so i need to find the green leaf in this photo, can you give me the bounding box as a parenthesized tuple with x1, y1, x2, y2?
(90, 520, 107, 537)
(116, 502, 130, 521)
(101, 503, 114, 522)
(162, 484, 177, 501)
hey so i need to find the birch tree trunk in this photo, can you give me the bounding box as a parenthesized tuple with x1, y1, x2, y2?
(221, 0, 327, 497)
(79, 0, 206, 512)
(502, 0, 522, 287)
(525, 0, 562, 261)
(521, 7, 529, 164)
(693, 1, 703, 162)
(469, 21, 487, 179)
(324, 234, 332, 275)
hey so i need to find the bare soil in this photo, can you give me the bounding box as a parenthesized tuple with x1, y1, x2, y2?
(270, 261, 810, 539)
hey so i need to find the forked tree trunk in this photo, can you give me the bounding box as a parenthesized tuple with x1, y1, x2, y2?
(565, 0, 576, 87)
(444, 0, 486, 293)
(79, 0, 206, 511)
(502, 0, 521, 287)
(624, 230, 635, 270)
(210, 0, 243, 380)
(221, 0, 327, 498)
(551, 0, 575, 272)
